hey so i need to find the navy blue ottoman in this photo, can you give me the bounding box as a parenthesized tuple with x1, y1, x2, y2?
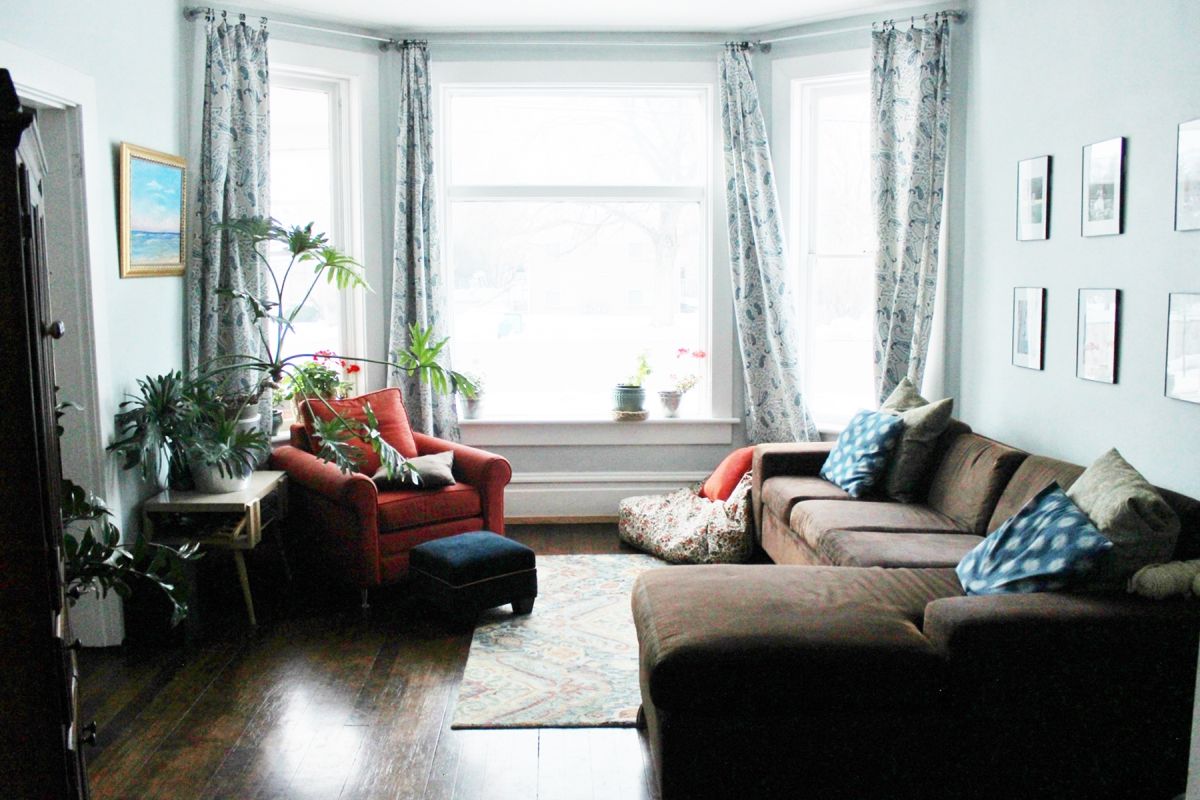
(409, 531, 537, 620)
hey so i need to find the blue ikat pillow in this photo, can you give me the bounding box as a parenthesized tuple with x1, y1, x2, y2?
(819, 410, 905, 497)
(956, 483, 1113, 595)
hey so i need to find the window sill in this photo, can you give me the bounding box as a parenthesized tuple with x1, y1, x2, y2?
(459, 417, 740, 447)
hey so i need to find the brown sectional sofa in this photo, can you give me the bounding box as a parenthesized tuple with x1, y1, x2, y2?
(632, 421, 1200, 800)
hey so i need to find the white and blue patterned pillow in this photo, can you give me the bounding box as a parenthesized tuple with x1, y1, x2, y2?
(819, 410, 905, 497)
(956, 484, 1113, 595)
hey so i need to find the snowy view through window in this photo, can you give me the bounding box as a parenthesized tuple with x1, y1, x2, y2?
(444, 88, 710, 418)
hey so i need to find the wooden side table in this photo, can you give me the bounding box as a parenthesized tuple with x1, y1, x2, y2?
(142, 471, 289, 627)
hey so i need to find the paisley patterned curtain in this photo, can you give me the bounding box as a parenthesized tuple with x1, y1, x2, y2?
(385, 41, 459, 439)
(871, 15, 951, 404)
(186, 14, 270, 406)
(719, 44, 818, 444)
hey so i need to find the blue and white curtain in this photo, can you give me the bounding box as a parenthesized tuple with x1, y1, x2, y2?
(719, 44, 818, 444)
(187, 13, 270, 406)
(385, 41, 459, 439)
(871, 15, 951, 404)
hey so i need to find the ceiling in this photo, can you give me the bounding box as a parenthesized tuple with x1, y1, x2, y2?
(250, 0, 916, 33)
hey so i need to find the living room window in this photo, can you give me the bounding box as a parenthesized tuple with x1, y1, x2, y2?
(269, 68, 364, 386)
(791, 71, 875, 429)
(440, 75, 714, 420)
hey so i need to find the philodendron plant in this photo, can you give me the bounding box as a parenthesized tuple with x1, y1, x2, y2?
(111, 217, 476, 488)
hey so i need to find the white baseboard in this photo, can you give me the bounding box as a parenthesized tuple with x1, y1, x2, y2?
(505, 470, 708, 518)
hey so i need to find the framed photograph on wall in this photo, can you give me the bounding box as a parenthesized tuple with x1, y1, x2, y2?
(1012, 287, 1046, 371)
(1081, 136, 1125, 237)
(1166, 292, 1200, 404)
(1017, 155, 1050, 240)
(1076, 289, 1120, 383)
(119, 142, 187, 278)
(1175, 119, 1200, 231)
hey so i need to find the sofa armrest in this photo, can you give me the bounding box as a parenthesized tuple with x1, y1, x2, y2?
(751, 442, 834, 532)
(923, 592, 1200, 710)
(412, 432, 513, 534)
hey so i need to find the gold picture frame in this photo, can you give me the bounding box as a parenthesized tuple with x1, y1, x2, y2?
(119, 142, 187, 277)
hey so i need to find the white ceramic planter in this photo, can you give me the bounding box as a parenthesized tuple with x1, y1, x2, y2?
(190, 460, 252, 494)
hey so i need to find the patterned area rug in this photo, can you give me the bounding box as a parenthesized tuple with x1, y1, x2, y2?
(451, 553, 665, 729)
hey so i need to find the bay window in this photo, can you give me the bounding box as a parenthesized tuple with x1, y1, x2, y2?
(440, 72, 716, 421)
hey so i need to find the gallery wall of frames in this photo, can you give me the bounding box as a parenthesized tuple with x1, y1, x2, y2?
(1010, 118, 1200, 408)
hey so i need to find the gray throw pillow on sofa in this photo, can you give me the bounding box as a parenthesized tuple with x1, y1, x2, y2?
(879, 378, 954, 503)
(372, 450, 455, 490)
(1067, 448, 1180, 589)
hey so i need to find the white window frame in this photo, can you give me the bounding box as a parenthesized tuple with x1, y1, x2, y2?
(434, 60, 737, 446)
(269, 60, 367, 392)
(772, 50, 873, 433)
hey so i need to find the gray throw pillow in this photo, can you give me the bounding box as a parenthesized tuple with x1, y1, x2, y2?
(1067, 448, 1181, 589)
(372, 450, 456, 490)
(880, 378, 954, 503)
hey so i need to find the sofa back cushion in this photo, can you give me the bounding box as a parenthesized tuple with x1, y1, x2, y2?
(924, 433, 1027, 536)
(987, 455, 1086, 534)
(1163, 488, 1200, 561)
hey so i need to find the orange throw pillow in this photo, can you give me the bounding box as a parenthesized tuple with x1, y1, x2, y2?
(301, 388, 419, 475)
(701, 446, 755, 501)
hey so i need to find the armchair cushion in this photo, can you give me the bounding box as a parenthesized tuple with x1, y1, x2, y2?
(377, 483, 482, 532)
(301, 388, 419, 475)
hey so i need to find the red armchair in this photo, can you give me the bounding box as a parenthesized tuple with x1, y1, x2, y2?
(268, 388, 512, 602)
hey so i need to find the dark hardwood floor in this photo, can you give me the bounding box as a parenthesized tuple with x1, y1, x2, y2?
(79, 524, 659, 800)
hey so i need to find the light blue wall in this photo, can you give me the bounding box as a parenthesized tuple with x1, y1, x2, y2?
(957, 0, 1200, 497)
(4, 0, 189, 530)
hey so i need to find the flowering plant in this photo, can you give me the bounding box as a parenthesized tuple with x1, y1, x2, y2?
(281, 352, 356, 402)
(668, 348, 707, 394)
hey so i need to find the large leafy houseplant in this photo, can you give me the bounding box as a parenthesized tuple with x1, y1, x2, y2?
(112, 217, 476, 488)
(57, 400, 199, 626)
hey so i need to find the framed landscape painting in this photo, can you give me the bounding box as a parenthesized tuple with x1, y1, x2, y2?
(1081, 136, 1125, 237)
(119, 142, 186, 277)
(1166, 292, 1200, 404)
(1012, 287, 1046, 371)
(1017, 155, 1050, 241)
(1176, 119, 1200, 231)
(1076, 289, 1120, 384)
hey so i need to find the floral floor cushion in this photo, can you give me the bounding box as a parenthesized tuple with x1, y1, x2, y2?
(618, 473, 754, 564)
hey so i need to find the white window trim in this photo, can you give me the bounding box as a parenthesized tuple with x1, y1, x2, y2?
(433, 60, 736, 445)
(270, 46, 369, 393)
(772, 50, 872, 435)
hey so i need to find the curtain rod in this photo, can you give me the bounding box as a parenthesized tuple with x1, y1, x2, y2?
(183, 6, 964, 52)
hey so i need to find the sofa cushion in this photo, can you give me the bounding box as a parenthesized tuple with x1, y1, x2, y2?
(376, 482, 482, 532)
(925, 433, 1027, 536)
(1163, 488, 1200, 561)
(633, 565, 963, 714)
(819, 410, 905, 497)
(987, 455, 1085, 533)
(761, 476, 849, 521)
(957, 484, 1113, 595)
(790, 500, 967, 553)
(1067, 449, 1181, 588)
(879, 378, 955, 503)
(820, 531, 983, 568)
(301, 388, 420, 475)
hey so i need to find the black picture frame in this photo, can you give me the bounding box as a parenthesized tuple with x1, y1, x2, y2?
(1081, 136, 1126, 237)
(1016, 155, 1050, 241)
(1076, 288, 1120, 384)
(1165, 292, 1200, 404)
(1012, 287, 1046, 371)
(1175, 119, 1200, 232)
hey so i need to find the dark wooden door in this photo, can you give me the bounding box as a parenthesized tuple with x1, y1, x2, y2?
(0, 67, 89, 800)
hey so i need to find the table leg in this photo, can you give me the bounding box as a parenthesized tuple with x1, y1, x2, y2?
(233, 550, 257, 627)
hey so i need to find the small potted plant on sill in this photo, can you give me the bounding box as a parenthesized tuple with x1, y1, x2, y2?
(458, 371, 485, 420)
(659, 348, 707, 418)
(281, 352, 356, 417)
(614, 353, 652, 418)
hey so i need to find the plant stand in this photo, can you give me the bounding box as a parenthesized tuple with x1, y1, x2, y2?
(142, 471, 289, 627)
